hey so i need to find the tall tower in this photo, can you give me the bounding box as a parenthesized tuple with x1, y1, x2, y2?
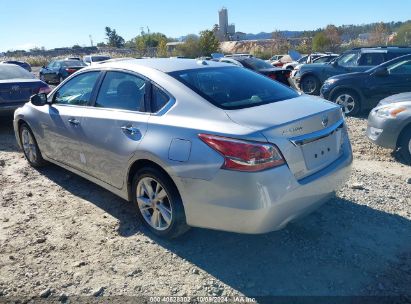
(219, 7, 229, 40)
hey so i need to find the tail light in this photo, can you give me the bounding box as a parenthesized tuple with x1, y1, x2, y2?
(199, 134, 285, 172)
(65, 68, 77, 74)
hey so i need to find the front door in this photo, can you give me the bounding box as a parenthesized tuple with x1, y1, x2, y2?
(80, 70, 149, 189)
(41, 71, 101, 171)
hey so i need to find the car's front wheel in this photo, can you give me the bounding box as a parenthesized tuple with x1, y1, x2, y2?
(132, 166, 189, 238)
(332, 90, 361, 116)
(300, 75, 321, 95)
(19, 123, 47, 167)
(398, 126, 411, 165)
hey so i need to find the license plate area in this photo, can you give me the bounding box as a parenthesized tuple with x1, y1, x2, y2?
(301, 129, 342, 170)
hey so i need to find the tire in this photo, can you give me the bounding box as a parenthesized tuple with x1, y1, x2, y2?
(19, 123, 47, 167)
(398, 127, 411, 165)
(132, 166, 189, 238)
(300, 75, 321, 95)
(286, 65, 294, 70)
(332, 89, 361, 116)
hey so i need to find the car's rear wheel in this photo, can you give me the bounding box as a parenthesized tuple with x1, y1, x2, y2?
(398, 127, 411, 165)
(300, 75, 321, 95)
(19, 123, 46, 167)
(132, 166, 189, 238)
(332, 90, 361, 116)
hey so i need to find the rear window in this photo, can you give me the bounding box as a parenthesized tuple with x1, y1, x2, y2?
(61, 60, 86, 67)
(241, 58, 273, 70)
(91, 56, 110, 62)
(169, 67, 298, 110)
(0, 64, 34, 80)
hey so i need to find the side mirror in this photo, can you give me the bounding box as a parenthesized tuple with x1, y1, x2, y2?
(373, 67, 388, 77)
(30, 93, 49, 106)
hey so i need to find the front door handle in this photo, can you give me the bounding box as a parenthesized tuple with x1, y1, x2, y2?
(121, 125, 140, 135)
(68, 118, 80, 126)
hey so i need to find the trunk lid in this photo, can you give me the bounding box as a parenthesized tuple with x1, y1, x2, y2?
(225, 95, 345, 179)
(0, 79, 45, 104)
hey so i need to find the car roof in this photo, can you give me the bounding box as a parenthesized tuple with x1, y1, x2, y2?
(97, 58, 232, 73)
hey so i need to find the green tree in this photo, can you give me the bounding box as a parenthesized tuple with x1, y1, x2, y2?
(176, 34, 201, 58)
(199, 30, 220, 56)
(157, 38, 168, 57)
(312, 32, 331, 52)
(105, 26, 125, 48)
(395, 22, 411, 45)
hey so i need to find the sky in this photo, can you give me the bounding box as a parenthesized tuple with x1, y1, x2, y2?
(1, 0, 411, 51)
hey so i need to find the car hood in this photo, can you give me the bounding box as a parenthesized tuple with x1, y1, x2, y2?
(225, 94, 342, 138)
(378, 92, 411, 106)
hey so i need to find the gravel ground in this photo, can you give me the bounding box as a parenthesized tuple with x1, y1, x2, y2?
(0, 115, 410, 301)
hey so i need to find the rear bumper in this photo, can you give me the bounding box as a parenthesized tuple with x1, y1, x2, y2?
(176, 141, 352, 234)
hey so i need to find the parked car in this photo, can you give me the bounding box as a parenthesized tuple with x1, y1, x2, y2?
(39, 59, 86, 84)
(320, 54, 411, 115)
(367, 92, 411, 164)
(14, 59, 352, 238)
(293, 46, 411, 95)
(282, 55, 309, 70)
(0, 64, 50, 115)
(83, 55, 111, 66)
(219, 56, 295, 88)
(0, 60, 32, 72)
(268, 55, 285, 63)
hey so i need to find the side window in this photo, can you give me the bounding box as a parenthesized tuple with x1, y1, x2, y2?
(337, 52, 360, 67)
(54, 72, 100, 106)
(152, 86, 170, 112)
(358, 53, 385, 66)
(387, 59, 411, 75)
(95, 71, 146, 111)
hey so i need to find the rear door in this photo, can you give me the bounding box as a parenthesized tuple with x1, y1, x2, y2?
(79, 70, 149, 189)
(41, 71, 101, 170)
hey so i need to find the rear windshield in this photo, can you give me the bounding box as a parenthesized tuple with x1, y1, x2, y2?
(0, 64, 34, 80)
(169, 67, 298, 110)
(91, 56, 110, 62)
(62, 60, 86, 67)
(241, 58, 273, 70)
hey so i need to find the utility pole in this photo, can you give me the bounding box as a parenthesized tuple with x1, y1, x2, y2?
(89, 35, 93, 47)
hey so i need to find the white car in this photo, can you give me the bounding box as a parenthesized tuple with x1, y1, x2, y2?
(83, 55, 111, 66)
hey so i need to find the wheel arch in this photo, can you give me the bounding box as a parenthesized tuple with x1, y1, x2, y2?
(396, 121, 411, 148)
(126, 158, 179, 202)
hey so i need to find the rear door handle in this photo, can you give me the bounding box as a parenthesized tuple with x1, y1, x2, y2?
(121, 125, 140, 135)
(68, 118, 80, 126)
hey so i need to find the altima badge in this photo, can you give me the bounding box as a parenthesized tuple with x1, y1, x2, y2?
(321, 115, 329, 128)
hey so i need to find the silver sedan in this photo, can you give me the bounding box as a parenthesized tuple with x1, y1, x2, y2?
(14, 59, 352, 238)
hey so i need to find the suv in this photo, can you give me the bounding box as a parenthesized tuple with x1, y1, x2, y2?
(292, 47, 411, 95)
(83, 55, 111, 66)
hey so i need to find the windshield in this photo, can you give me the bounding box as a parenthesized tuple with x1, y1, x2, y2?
(91, 56, 111, 62)
(0, 64, 34, 80)
(169, 67, 298, 110)
(297, 56, 308, 64)
(62, 60, 86, 67)
(242, 58, 273, 70)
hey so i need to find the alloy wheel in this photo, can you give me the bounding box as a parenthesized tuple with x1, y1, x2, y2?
(408, 138, 411, 156)
(335, 94, 355, 114)
(21, 128, 37, 163)
(136, 177, 172, 231)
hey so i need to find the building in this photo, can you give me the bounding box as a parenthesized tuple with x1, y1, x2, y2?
(217, 7, 236, 41)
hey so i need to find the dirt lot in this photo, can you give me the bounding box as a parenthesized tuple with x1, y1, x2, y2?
(0, 115, 410, 301)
